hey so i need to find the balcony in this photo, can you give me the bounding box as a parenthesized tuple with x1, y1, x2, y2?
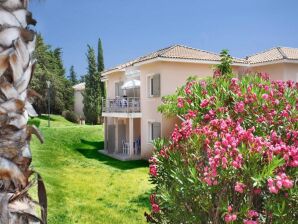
(102, 97, 141, 115)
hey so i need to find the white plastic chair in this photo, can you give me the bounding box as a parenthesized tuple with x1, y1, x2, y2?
(122, 140, 129, 154)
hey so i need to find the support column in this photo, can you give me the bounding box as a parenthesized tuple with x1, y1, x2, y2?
(129, 117, 134, 156)
(115, 118, 119, 153)
(104, 117, 107, 150)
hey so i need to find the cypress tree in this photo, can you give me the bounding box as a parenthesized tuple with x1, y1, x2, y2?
(97, 38, 105, 123)
(68, 65, 78, 86)
(83, 45, 101, 124)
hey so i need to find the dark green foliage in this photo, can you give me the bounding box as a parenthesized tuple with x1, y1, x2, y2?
(216, 49, 233, 76)
(62, 110, 79, 123)
(30, 34, 74, 115)
(27, 118, 41, 128)
(98, 38, 106, 122)
(83, 45, 101, 124)
(68, 65, 78, 86)
(97, 38, 104, 73)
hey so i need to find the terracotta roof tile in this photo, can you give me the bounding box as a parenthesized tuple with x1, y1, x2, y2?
(280, 47, 298, 60)
(247, 47, 298, 64)
(73, 82, 85, 91)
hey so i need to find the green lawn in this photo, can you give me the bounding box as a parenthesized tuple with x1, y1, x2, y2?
(29, 115, 152, 224)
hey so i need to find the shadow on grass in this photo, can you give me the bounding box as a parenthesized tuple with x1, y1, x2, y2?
(37, 115, 56, 121)
(130, 191, 151, 210)
(76, 139, 149, 170)
(80, 139, 105, 149)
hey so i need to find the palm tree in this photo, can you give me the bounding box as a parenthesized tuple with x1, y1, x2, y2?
(0, 0, 47, 223)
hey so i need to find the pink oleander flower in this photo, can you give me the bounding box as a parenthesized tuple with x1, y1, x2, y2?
(282, 178, 294, 189)
(149, 156, 157, 164)
(248, 210, 259, 218)
(235, 101, 245, 113)
(228, 205, 233, 213)
(262, 93, 269, 100)
(213, 69, 221, 77)
(200, 99, 209, 108)
(177, 97, 184, 108)
(150, 194, 160, 213)
(149, 164, 158, 177)
(152, 203, 160, 213)
(280, 110, 289, 117)
(235, 182, 246, 193)
(184, 82, 194, 94)
(258, 72, 270, 80)
(200, 80, 207, 88)
(225, 214, 237, 223)
(187, 110, 197, 118)
(253, 188, 261, 195)
(267, 173, 294, 194)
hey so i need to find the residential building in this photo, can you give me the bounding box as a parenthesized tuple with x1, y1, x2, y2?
(100, 45, 298, 160)
(73, 82, 85, 119)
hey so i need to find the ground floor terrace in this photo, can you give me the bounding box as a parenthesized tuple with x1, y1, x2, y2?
(101, 116, 142, 161)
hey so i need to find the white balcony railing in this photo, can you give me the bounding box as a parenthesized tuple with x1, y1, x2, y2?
(102, 97, 141, 113)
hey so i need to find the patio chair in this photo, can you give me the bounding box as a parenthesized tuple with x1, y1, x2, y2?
(134, 137, 141, 155)
(122, 140, 129, 154)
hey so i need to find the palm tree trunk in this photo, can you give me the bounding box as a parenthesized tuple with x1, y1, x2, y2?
(0, 0, 47, 223)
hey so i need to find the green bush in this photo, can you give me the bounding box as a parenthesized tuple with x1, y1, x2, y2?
(27, 118, 41, 127)
(62, 110, 79, 123)
(147, 73, 298, 223)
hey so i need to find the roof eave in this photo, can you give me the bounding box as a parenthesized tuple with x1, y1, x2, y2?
(249, 59, 298, 67)
(134, 57, 248, 67)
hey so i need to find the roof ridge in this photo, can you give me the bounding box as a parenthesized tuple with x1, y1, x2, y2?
(172, 44, 221, 57)
(276, 47, 288, 59)
(246, 47, 281, 59)
(138, 44, 177, 59)
(170, 44, 246, 62)
(278, 46, 298, 49)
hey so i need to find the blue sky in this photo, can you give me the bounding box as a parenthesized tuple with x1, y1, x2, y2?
(30, 0, 298, 77)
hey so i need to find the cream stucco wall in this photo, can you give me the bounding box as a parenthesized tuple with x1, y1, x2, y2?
(74, 90, 84, 118)
(250, 64, 286, 80)
(284, 63, 298, 81)
(250, 63, 298, 81)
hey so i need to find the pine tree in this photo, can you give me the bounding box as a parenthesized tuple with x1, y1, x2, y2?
(68, 65, 78, 86)
(83, 45, 101, 124)
(31, 34, 74, 114)
(97, 38, 105, 123)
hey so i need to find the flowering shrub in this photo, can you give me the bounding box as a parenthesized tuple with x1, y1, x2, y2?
(147, 72, 298, 223)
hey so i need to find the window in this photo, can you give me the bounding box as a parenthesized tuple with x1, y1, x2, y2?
(147, 74, 160, 97)
(148, 121, 161, 142)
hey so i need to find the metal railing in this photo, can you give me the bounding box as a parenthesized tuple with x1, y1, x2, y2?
(102, 97, 141, 113)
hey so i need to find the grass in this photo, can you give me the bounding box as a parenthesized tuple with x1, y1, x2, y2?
(30, 115, 152, 224)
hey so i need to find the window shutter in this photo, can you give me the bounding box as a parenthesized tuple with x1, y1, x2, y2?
(119, 81, 124, 96)
(115, 82, 119, 97)
(152, 122, 161, 140)
(152, 74, 160, 96)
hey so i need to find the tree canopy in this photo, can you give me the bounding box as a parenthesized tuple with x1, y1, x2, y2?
(30, 34, 73, 115)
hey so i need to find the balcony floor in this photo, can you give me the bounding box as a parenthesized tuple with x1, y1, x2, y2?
(102, 112, 142, 118)
(98, 150, 142, 161)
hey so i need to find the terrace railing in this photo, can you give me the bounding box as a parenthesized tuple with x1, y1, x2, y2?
(102, 97, 141, 113)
